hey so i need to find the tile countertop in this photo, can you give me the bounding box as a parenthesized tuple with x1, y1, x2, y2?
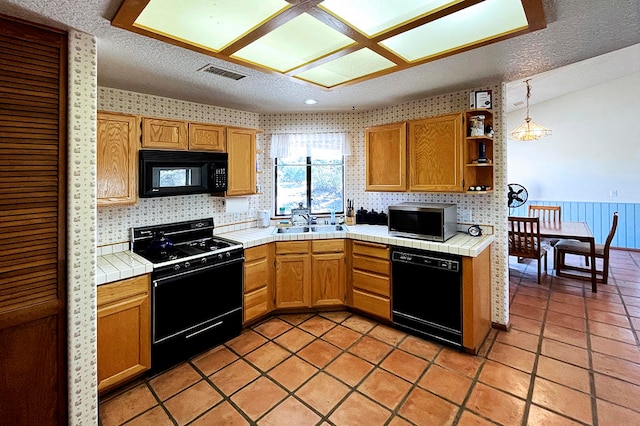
(96, 224, 494, 285)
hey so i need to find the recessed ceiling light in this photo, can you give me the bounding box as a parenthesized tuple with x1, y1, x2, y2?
(304, 99, 318, 105)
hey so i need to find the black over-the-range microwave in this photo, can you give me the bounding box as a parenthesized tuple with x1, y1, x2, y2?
(388, 202, 458, 242)
(139, 150, 228, 198)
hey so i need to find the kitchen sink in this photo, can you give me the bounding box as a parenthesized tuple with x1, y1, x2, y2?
(273, 224, 347, 234)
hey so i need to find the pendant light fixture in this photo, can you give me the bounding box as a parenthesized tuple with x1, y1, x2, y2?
(509, 79, 552, 141)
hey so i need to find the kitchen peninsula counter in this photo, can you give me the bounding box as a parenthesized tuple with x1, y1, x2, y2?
(96, 224, 494, 285)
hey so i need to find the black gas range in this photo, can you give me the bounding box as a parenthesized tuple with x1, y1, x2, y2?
(131, 218, 244, 372)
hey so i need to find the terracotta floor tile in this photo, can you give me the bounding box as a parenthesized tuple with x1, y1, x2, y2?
(593, 351, 640, 385)
(209, 359, 260, 396)
(543, 323, 587, 348)
(164, 381, 222, 425)
(279, 313, 314, 325)
(540, 338, 590, 368)
(258, 396, 321, 426)
(295, 372, 350, 415)
(191, 345, 238, 376)
(547, 300, 586, 318)
(589, 309, 632, 328)
(526, 404, 583, 426)
(252, 317, 293, 339)
(274, 328, 315, 352)
(397, 387, 458, 425)
(148, 363, 201, 401)
(488, 341, 536, 373)
(590, 334, 640, 364)
(597, 399, 640, 426)
(545, 310, 587, 332)
(550, 291, 585, 306)
(267, 356, 318, 391)
(594, 372, 640, 411)
(516, 285, 550, 300)
(100, 383, 157, 426)
(387, 415, 414, 426)
(123, 405, 173, 426)
(532, 377, 592, 424)
(588, 320, 637, 345)
(509, 302, 546, 322)
(513, 293, 548, 309)
(226, 330, 268, 356)
(189, 401, 249, 426)
(230, 377, 287, 421)
(466, 382, 525, 425)
(477, 360, 532, 399)
(536, 356, 590, 393)
(495, 327, 540, 352)
(418, 364, 472, 404)
(397, 334, 441, 361)
(244, 341, 291, 372)
(586, 298, 626, 315)
(380, 348, 428, 382)
(434, 347, 484, 378)
(321, 324, 361, 349)
(367, 324, 407, 346)
(298, 315, 336, 336)
(297, 339, 341, 368)
(329, 391, 391, 426)
(456, 410, 497, 426)
(348, 335, 393, 364)
(509, 314, 543, 335)
(358, 368, 412, 410)
(341, 315, 376, 333)
(325, 352, 374, 386)
(319, 310, 351, 323)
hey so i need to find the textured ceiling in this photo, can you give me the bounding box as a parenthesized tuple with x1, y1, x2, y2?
(1, 0, 639, 113)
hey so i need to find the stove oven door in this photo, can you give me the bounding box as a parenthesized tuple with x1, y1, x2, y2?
(151, 258, 243, 371)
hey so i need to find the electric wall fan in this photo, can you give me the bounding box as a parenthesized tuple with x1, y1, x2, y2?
(507, 183, 528, 208)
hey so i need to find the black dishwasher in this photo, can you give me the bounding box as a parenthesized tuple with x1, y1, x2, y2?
(391, 246, 463, 348)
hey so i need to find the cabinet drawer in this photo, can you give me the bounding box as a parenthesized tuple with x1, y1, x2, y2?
(244, 287, 269, 323)
(244, 257, 269, 293)
(352, 270, 390, 297)
(98, 275, 149, 307)
(352, 289, 390, 320)
(312, 239, 344, 253)
(352, 255, 389, 276)
(352, 241, 389, 259)
(276, 241, 310, 255)
(245, 244, 269, 262)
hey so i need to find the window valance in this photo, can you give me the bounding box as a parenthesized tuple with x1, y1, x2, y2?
(269, 132, 351, 158)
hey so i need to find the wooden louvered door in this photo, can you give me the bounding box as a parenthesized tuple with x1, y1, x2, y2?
(0, 15, 67, 425)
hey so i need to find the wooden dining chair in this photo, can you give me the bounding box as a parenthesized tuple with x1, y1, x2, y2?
(554, 212, 619, 284)
(528, 205, 561, 223)
(508, 216, 548, 284)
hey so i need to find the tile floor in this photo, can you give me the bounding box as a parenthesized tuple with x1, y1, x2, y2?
(99, 249, 640, 425)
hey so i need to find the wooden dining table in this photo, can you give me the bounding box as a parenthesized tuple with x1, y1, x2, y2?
(537, 221, 598, 292)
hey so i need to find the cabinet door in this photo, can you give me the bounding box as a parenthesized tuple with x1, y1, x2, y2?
(97, 112, 139, 206)
(275, 254, 311, 308)
(141, 117, 188, 149)
(365, 122, 407, 191)
(227, 127, 257, 196)
(408, 113, 463, 192)
(189, 122, 226, 151)
(244, 244, 274, 323)
(97, 275, 150, 393)
(311, 252, 345, 306)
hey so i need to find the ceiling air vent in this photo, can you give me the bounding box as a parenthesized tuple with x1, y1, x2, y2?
(198, 64, 246, 81)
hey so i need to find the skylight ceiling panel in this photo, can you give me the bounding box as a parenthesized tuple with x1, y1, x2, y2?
(133, 0, 290, 52)
(319, 0, 462, 37)
(232, 13, 355, 73)
(381, 0, 528, 62)
(295, 48, 396, 88)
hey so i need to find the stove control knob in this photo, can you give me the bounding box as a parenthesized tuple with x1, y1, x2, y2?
(218, 253, 224, 260)
(173, 264, 180, 271)
(225, 252, 231, 258)
(201, 258, 207, 264)
(184, 261, 190, 269)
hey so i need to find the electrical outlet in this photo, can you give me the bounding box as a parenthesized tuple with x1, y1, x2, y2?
(610, 190, 618, 197)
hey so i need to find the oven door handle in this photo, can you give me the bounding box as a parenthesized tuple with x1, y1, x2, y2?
(152, 257, 244, 287)
(185, 320, 223, 339)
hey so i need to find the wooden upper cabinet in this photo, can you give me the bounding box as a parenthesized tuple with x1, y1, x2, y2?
(408, 112, 464, 192)
(97, 112, 139, 206)
(188, 122, 226, 151)
(227, 127, 258, 196)
(365, 122, 407, 191)
(141, 117, 188, 149)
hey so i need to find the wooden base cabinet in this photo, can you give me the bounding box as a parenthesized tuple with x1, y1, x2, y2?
(97, 275, 151, 393)
(350, 241, 391, 320)
(462, 247, 492, 354)
(244, 244, 274, 324)
(311, 240, 346, 306)
(275, 242, 311, 309)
